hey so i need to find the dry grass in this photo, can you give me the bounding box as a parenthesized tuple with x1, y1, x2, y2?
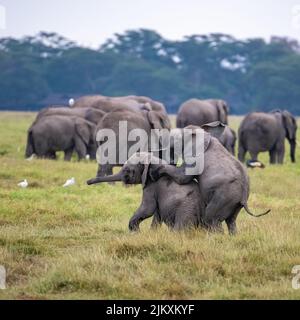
(0, 112, 299, 299)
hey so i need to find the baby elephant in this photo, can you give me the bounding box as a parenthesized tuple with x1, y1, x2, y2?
(87, 153, 203, 231)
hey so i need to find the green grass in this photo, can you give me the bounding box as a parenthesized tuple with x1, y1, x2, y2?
(0, 112, 299, 299)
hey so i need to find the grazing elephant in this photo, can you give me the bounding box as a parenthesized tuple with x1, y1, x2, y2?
(87, 153, 203, 231)
(176, 98, 229, 128)
(94, 107, 170, 177)
(25, 115, 96, 160)
(238, 110, 297, 164)
(147, 122, 270, 234)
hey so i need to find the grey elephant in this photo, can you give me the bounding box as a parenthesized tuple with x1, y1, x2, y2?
(25, 115, 96, 160)
(238, 110, 297, 164)
(148, 122, 270, 234)
(218, 126, 237, 155)
(171, 125, 236, 156)
(72, 94, 171, 130)
(35, 105, 105, 125)
(94, 106, 170, 177)
(87, 153, 203, 231)
(176, 98, 229, 128)
(72, 94, 167, 112)
(95, 102, 170, 176)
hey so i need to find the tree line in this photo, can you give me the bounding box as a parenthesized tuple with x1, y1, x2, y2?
(0, 29, 300, 114)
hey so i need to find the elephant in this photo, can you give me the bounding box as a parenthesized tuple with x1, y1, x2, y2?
(72, 94, 167, 113)
(27, 106, 105, 160)
(176, 99, 229, 128)
(171, 125, 236, 156)
(25, 115, 96, 161)
(218, 126, 237, 155)
(87, 153, 203, 231)
(35, 105, 105, 125)
(146, 122, 270, 234)
(72, 95, 171, 130)
(238, 110, 297, 164)
(94, 107, 170, 177)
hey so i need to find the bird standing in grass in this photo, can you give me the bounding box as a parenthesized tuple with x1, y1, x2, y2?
(63, 177, 75, 187)
(18, 179, 28, 188)
(246, 160, 265, 169)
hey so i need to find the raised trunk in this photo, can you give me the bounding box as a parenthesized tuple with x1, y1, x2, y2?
(87, 172, 123, 185)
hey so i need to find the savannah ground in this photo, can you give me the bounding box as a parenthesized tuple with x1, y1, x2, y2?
(0, 112, 299, 300)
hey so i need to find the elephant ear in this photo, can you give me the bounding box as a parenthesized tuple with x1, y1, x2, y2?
(75, 118, 95, 145)
(85, 108, 106, 124)
(216, 100, 228, 124)
(201, 121, 226, 139)
(147, 111, 171, 129)
(282, 110, 296, 140)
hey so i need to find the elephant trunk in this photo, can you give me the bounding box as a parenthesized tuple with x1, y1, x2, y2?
(289, 139, 296, 163)
(87, 171, 123, 185)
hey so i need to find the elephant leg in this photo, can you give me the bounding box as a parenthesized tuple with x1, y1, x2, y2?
(129, 194, 157, 231)
(249, 150, 258, 162)
(201, 199, 224, 233)
(225, 205, 242, 235)
(150, 211, 162, 230)
(96, 164, 105, 177)
(269, 147, 277, 164)
(75, 139, 87, 160)
(238, 143, 246, 162)
(276, 142, 285, 164)
(64, 147, 73, 161)
(201, 190, 240, 233)
(174, 212, 198, 231)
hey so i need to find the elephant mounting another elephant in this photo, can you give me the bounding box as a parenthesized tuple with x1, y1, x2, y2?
(88, 122, 270, 235)
(238, 110, 297, 164)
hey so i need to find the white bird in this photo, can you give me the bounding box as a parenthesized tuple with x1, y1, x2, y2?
(246, 160, 265, 169)
(26, 154, 36, 161)
(85, 154, 90, 160)
(18, 179, 28, 188)
(69, 98, 75, 107)
(63, 177, 75, 187)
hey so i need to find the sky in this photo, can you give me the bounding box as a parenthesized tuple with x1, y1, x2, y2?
(1, 0, 300, 48)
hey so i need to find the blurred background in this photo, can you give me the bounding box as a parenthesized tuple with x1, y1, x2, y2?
(0, 0, 300, 114)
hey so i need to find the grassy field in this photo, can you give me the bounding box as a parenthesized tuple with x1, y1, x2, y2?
(0, 112, 299, 300)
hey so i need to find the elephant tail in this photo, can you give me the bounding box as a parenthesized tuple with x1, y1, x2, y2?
(242, 202, 271, 217)
(25, 129, 35, 158)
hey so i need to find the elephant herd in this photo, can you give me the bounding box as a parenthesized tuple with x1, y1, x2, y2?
(25, 95, 297, 234)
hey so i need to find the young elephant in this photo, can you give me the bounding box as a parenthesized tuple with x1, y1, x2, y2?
(87, 153, 203, 231)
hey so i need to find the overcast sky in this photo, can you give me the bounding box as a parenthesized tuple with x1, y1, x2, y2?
(1, 0, 300, 48)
